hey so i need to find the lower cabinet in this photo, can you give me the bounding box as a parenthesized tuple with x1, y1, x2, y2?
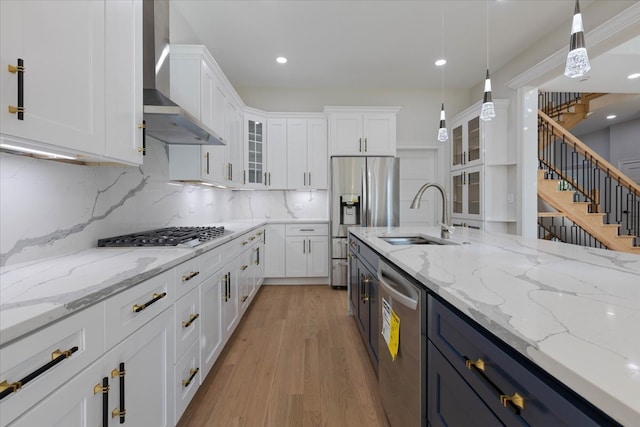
(1, 226, 267, 427)
(264, 224, 286, 277)
(427, 295, 619, 427)
(347, 234, 379, 371)
(103, 308, 173, 427)
(284, 224, 329, 278)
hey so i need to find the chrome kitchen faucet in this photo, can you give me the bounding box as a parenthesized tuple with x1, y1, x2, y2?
(410, 183, 454, 239)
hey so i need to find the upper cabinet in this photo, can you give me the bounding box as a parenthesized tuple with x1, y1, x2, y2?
(325, 107, 400, 156)
(169, 45, 244, 186)
(287, 118, 328, 190)
(0, 0, 143, 165)
(244, 112, 266, 188)
(265, 118, 287, 189)
(448, 100, 515, 233)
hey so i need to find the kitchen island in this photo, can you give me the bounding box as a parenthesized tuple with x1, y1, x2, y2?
(349, 226, 640, 426)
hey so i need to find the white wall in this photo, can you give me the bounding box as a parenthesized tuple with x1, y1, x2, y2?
(610, 118, 640, 168)
(236, 87, 470, 148)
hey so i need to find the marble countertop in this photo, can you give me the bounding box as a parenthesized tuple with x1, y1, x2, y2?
(0, 220, 266, 347)
(349, 226, 640, 426)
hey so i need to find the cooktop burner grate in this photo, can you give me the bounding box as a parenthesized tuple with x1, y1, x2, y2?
(97, 226, 230, 247)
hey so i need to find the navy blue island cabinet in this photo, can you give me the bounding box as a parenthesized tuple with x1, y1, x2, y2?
(348, 235, 380, 372)
(427, 294, 620, 427)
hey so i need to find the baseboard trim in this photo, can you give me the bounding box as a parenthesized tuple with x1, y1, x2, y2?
(263, 277, 330, 285)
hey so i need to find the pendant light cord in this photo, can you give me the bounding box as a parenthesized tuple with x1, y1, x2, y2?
(441, 11, 445, 103)
(486, 0, 489, 70)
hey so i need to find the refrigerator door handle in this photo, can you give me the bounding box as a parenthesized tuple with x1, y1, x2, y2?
(361, 160, 368, 227)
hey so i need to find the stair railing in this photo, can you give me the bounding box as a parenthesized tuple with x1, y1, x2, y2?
(539, 92, 582, 121)
(538, 109, 640, 247)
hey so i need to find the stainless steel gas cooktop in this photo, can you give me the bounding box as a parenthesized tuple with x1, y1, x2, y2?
(97, 226, 231, 247)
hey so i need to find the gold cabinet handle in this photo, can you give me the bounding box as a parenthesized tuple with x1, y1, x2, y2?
(500, 392, 525, 411)
(242, 240, 249, 246)
(465, 358, 486, 372)
(249, 236, 256, 241)
(182, 271, 200, 282)
(182, 368, 200, 387)
(241, 295, 248, 302)
(182, 313, 200, 328)
(112, 408, 127, 418)
(241, 265, 248, 271)
(8, 59, 25, 120)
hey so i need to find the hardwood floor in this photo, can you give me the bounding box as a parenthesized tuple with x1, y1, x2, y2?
(178, 285, 390, 427)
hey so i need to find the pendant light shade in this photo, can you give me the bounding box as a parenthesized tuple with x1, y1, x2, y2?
(479, 1, 495, 122)
(437, 103, 448, 142)
(480, 69, 495, 121)
(565, 0, 591, 78)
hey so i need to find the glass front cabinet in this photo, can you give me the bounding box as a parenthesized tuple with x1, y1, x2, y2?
(245, 113, 265, 187)
(451, 166, 483, 220)
(451, 116, 481, 170)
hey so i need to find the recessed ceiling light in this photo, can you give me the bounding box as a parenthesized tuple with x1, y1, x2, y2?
(435, 59, 446, 66)
(628, 73, 640, 79)
(276, 56, 287, 64)
(606, 114, 617, 120)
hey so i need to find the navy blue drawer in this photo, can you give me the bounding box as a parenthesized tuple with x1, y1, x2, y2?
(428, 295, 617, 427)
(428, 341, 504, 427)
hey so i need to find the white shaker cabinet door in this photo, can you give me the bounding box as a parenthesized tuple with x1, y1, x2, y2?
(105, 0, 143, 164)
(287, 119, 308, 189)
(0, 0, 106, 154)
(307, 118, 328, 189)
(103, 309, 174, 427)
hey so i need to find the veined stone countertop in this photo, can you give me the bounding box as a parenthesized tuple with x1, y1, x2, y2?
(0, 220, 265, 347)
(349, 226, 640, 426)
(265, 218, 328, 224)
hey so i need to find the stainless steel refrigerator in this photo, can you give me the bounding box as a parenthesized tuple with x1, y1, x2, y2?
(330, 156, 399, 287)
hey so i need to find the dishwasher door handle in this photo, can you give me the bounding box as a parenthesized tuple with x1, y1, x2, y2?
(377, 263, 418, 310)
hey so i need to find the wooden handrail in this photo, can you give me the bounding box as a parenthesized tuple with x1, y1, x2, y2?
(538, 109, 640, 195)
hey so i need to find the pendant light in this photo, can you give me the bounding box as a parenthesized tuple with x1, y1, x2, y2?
(480, 0, 495, 121)
(564, 0, 591, 78)
(437, 12, 448, 142)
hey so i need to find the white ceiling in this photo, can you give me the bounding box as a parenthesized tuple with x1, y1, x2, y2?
(171, 0, 640, 131)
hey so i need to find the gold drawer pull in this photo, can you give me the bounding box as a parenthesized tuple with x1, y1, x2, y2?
(465, 358, 486, 372)
(182, 313, 200, 328)
(182, 368, 200, 387)
(500, 392, 525, 411)
(112, 408, 127, 418)
(182, 271, 200, 282)
(241, 265, 248, 271)
(132, 292, 167, 313)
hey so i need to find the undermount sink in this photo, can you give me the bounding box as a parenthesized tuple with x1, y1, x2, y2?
(380, 236, 459, 246)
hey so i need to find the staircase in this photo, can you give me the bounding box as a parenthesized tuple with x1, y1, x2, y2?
(537, 92, 640, 254)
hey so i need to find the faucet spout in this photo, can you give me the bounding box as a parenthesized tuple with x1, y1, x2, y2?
(409, 183, 453, 239)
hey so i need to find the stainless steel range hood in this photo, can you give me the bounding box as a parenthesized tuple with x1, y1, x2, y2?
(143, 0, 223, 145)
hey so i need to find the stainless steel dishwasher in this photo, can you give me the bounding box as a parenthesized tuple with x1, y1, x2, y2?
(377, 259, 426, 427)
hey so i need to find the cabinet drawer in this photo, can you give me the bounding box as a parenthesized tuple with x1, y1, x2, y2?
(428, 341, 502, 427)
(237, 227, 264, 252)
(174, 288, 200, 363)
(199, 246, 223, 280)
(105, 269, 175, 350)
(428, 295, 612, 427)
(0, 303, 105, 426)
(175, 258, 203, 300)
(286, 223, 328, 236)
(174, 339, 201, 424)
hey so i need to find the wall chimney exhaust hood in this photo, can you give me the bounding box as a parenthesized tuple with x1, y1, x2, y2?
(143, 0, 224, 145)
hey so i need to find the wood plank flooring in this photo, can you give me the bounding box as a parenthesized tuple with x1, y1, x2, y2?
(178, 285, 390, 427)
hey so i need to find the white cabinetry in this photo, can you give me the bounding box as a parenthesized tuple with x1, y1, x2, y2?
(169, 45, 244, 187)
(264, 224, 286, 277)
(285, 224, 329, 278)
(264, 118, 288, 189)
(325, 107, 400, 156)
(0, 0, 143, 164)
(449, 100, 515, 233)
(0, 303, 105, 427)
(244, 112, 266, 188)
(287, 118, 328, 190)
(1, 226, 267, 427)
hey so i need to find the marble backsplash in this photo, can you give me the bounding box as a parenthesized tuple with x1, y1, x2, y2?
(0, 139, 327, 267)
